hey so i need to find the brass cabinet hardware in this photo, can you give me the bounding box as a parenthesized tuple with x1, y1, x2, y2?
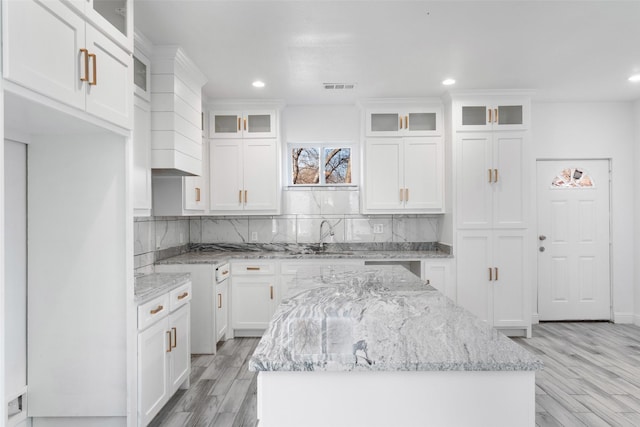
(246, 266, 261, 271)
(237, 117, 241, 131)
(218, 293, 222, 309)
(495, 267, 499, 281)
(489, 267, 493, 281)
(171, 327, 177, 348)
(195, 187, 201, 202)
(405, 188, 409, 202)
(488, 169, 492, 183)
(404, 116, 408, 129)
(201, 112, 204, 131)
(399, 188, 404, 202)
(494, 108, 499, 123)
(270, 285, 274, 300)
(177, 292, 189, 300)
(488, 108, 492, 124)
(80, 48, 89, 82)
(166, 331, 172, 352)
(399, 116, 403, 129)
(238, 190, 242, 204)
(244, 118, 247, 131)
(494, 169, 498, 183)
(244, 190, 248, 204)
(150, 305, 163, 315)
(88, 53, 97, 85)
(221, 270, 229, 275)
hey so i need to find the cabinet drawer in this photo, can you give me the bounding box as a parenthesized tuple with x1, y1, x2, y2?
(138, 294, 170, 331)
(169, 282, 192, 312)
(232, 261, 275, 275)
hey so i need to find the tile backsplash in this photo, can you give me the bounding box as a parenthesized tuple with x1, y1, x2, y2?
(134, 189, 443, 274)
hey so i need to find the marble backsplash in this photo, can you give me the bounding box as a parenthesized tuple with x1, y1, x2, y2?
(134, 189, 443, 275)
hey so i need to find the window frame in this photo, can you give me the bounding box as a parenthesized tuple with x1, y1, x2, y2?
(286, 141, 358, 187)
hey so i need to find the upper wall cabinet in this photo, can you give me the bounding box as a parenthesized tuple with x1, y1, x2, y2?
(454, 97, 530, 131)
(63, 0, 133, 52)
(365, 106, 442, 137)
(2, 0, 132, 129)
(209, 110, 277, 139)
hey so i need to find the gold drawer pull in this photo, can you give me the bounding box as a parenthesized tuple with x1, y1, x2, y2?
(494, 169, 499, 183)
(177, 292, 189, 300)
(80, 48, 89, 82)
(166, 331, 172, 352)
(195, 187, 201, 202)
(218, 293, 222, 309)
(88, 53, 97, 85)
(237, 117, 241, 131)
(244, 118, 247, 130)
(150, 305, 164, 315)
(400, 188, 404, 202)
(489, 268, 493, 281)
(404, 116, 408, 129)
(488, 108, 492, 123)
(494, 108, 499, 123)
(399, 116, 403, 129)
(171, 327, 177, 349)
(246, 266, 261, 271)
(495, 267, 499, 281)
(488, 169, 493, 183)
(270, 285, 274, 300)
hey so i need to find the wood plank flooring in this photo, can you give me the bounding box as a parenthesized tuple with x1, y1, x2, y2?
(150, 322, 640, 427)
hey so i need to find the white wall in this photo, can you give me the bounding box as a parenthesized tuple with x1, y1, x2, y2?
(634, 99, 640, 326)
(531, 102, 636, 322)
(282, 104, 360, 143)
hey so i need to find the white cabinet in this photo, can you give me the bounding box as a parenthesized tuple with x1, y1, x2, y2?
(422, 259, 453, 299)
(363, 137, 444, 213)
(134, 96, 152, 216)
(365, 106, 442, 137)
(63, 0, 132, 51)
(231, 261, 277, 333)
(456, 230, 529, 335)
(456, 132, 526, 229)
(3, 0, 132, 128)
(137, 283, 192, 427)
(216, 279, 229, 342)
(209, 139, 280, 214)
(210, 110, 277, 139)
(456, 99, 529, 131)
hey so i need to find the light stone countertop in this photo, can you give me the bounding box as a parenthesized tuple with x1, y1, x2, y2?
(249, 265, 543, 372)
(134, 272, 191, 304)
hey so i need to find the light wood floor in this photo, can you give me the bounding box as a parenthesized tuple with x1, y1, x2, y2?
(150, 322, 640, 427)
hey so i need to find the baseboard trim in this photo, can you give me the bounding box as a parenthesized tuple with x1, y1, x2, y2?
(613, 312, 634, 324)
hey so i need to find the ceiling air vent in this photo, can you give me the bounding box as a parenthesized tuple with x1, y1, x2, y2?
(324, 82, 356, 90)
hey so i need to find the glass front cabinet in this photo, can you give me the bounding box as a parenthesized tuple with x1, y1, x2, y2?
(456, 99, 529, 131)
(209, 110, 277, 139)
(365, 106, 442, 137)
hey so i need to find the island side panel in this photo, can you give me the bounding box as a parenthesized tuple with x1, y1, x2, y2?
(257, 370, 535, 427)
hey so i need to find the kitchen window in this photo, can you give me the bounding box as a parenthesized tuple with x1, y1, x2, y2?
(288, 143, 355, 186)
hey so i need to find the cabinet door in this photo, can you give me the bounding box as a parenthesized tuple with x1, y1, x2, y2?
(210, 111, 243, 138)
(366, 111, 401, 137)
(210, 139, 243, 211)
(456, 134, 493, 228)
(404, 138, 443, 211)
(404, 109, 440, 136)
(216, 281, 229, 341)
(3, 0, 86, 110)
(243, 139, 279, 212)
(243, 111, 277, 138)
(231, 277, 276, 330)
(168, 305, 190, 394)
(492, 231, 528, 328)
(363, 139, 403, 212)
(184, 176, 206, 211)
(456, 230, 492, 324)
(85, 25, 132, 128)
(493, 132, 526, 228)
(458, 103, 491, 131)
(138, 318, 169, 426)
(133, 97, 152, 215)
(422, 260, 450, 297)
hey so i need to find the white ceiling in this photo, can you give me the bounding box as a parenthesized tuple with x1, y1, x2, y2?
(134, 1, 640, 104)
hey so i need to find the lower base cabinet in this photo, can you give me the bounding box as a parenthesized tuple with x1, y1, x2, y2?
(138, 284, 192, 426)
(216, 279, 229, 341)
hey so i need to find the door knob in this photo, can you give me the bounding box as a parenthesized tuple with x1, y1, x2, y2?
(538, 235, 547, 241)
(539, 247, 546, 252)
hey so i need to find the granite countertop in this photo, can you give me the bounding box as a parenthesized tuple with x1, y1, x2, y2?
(249, 265, 543, 373)
(155, 242, 453, 265)
(134, 272, 191, 304)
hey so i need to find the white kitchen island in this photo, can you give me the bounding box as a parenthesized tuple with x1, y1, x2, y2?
(249, 265, 542, 427)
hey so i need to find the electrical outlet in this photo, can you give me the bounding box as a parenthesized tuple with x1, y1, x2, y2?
(373, 224, 384, 234)
(251, 231, 258, 241)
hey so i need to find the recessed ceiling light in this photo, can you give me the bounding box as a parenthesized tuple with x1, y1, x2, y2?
(442, 78, 456, 86)
(629, 74, 640, 83)
(252, 80, 265, 88)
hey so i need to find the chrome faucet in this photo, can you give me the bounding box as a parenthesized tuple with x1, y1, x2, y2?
(319, 220, 334, 251)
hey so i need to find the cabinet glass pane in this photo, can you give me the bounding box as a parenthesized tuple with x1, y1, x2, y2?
(462, 106, 487, 126)
(133, 56, 147, 92)
(93, 0, 127, 36)
(215, 115, 239, 133)
(497, 105, 523, 125)
(408, 113, 436, 131)
(247, 115, 271, 133)
(371, 113, 399, 132)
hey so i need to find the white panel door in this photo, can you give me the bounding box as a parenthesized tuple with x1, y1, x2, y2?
(210, 139, 243, 211)
(404, 137, 443, 211)
(456, 230, 492, 324)
(493, 133, 526, 228)
(456, 134, 492, 227)
(138, 318, 169, 426)
(3, 0, 85, 109)
(364, 139, 403, 211)
(537, 160, 611, 320)
(85, 26, 132, 128)
(232, 277, 275, 330)
(216, 280, 229, 341)
(168, 305, 190, 393)
(492, 230, 527, 328)
(243, 139, 279, 211)
(133, 97, 152, 213)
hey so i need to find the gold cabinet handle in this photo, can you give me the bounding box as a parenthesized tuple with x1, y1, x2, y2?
(80, 48, 89, 82)
(488, 108, 492, 124)
(201, 112, 204, 131)
(88, 53, 97, 85)
(494, 169, 498, 183)
(405, 188, 409, 202)
(150, 305, 164, 315)
(495, 267, 499, 281)
(404, 116, 408, 129)
(166, 331, 172, 352)
(244, 190, 248, 204)
(270, 285, 274, 300)
(195, 187, 201, 202)
(237, 117, 241, 131)
(171, 327, 177, 349)
(494, 108, 499, 123)
(246, 266, 261, 271)
(489, 267, 493, 281)
(399, 116, 403, 129)
(400, 188, 404, 202)
(488, 169, 493, 183)
(238, 190, 242, 204)
(218, 293, 222, 309)
(177, 292, 189, 300)
(244, 118, 247, 131)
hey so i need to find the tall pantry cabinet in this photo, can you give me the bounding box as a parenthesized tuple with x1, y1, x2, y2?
(450, 93, 532, 337)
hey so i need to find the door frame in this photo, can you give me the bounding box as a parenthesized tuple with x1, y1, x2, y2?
(532, 157, 613, 323)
